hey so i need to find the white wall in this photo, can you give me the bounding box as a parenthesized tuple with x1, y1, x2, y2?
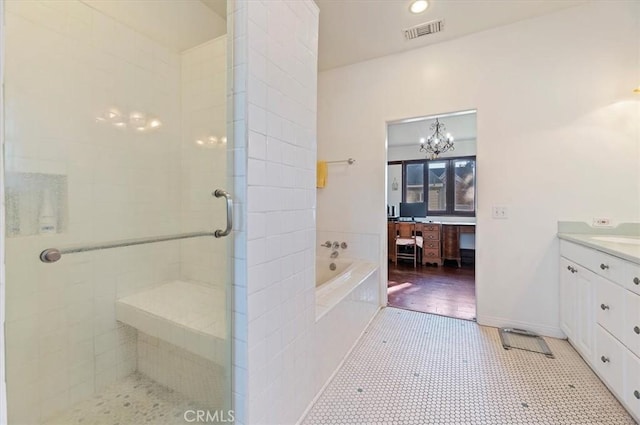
(318, 1, 640, 337)
(3, 2, 183, 421)
(387, 139, 477, 161)
(232, 1, 321, 424)
(387, 163, 402, 216)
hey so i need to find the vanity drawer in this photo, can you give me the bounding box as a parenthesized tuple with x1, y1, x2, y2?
(623, 261, 640, 296)
(594, 253, 629, 286)
(596, 275, 626, 339)
(595, 325, 625, 398)
(625, 291, 640, 357)
(624, 350, 640, 420)
(560, 240, 627, 283)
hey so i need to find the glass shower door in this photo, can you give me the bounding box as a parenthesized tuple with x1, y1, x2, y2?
(2, 1, 233, 423)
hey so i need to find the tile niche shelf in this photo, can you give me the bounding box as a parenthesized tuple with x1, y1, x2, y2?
(115, 280, 227, 364)
(5, 171, 68, 237)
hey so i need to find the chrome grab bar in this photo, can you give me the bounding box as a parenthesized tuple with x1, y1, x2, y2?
(39, 231, 216, 263)
(213, 189, 233, 238)
(40, 188, 233, 263)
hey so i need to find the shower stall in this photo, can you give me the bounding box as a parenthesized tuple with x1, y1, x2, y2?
(1, 0, 234, 423)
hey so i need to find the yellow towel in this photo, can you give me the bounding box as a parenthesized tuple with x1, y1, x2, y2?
(316, 161, 328, 188)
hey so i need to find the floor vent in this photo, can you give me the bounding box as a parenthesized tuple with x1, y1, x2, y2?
(404, 19, 444, 40)
(499, 328, 554, 358)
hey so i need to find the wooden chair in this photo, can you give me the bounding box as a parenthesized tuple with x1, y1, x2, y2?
(395, 222, 419, 268)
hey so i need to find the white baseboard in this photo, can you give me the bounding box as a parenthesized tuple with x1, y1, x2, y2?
(477, 314, 566, 339)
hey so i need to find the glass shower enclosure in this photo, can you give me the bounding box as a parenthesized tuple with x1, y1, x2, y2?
(1, 0, 233, 423)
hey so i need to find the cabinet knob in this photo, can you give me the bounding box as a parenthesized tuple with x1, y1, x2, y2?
(634, 326, 640, 335)
(601, 356, 610, 363)
(634, 390, 640, 400)
(634, 277, 640, 285)
(600, 263, 609, 270)
(600, 304, 610, 311)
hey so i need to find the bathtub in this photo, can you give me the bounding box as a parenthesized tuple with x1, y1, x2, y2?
(316, 258, 355, 287)
(315, 256, 378, 320)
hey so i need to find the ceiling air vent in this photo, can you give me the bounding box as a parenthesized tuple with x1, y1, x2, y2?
(404, 19, 444, 40)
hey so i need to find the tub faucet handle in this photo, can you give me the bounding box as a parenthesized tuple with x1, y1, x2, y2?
(330, 250, 339, 258)
(321, 241, 332, 248)
(341, 242, 348, 249)
(332, 241, 340, 249)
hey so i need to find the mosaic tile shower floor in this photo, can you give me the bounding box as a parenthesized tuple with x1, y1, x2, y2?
(43, 373, 203, 425)
(302, 307, 636, 425)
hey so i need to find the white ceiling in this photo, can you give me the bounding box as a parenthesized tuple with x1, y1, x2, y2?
(387, 111, 476, 147)
(316, 0, 586, 70)
(83, 0, 587, 70)
(201, 0, 227, 20)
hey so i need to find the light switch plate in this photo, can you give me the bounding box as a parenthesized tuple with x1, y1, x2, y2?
(492, 206, 508, 219)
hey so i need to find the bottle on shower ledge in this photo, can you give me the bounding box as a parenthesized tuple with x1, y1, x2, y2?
(38, 188, 57, 235)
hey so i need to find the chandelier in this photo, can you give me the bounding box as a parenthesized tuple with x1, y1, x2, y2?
(419, 118, 454, 159)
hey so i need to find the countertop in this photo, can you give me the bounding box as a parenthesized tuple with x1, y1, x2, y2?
(388, 218, 476, 226)
(558, 233, 640, 265)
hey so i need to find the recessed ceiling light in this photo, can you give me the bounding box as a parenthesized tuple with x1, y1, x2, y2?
(410, 0, 428, 14)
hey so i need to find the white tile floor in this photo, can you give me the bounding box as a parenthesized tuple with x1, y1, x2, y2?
(302, 307, 637, 425)
(43, 373, 204, 425)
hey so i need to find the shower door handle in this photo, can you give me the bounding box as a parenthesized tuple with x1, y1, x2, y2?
(213, 189, 233, 238)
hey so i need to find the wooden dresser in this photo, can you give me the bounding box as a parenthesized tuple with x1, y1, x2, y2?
(388, 222, 475, 267)
(442, 224, 476, 267)
(388, 222, 443, 266)
(442, 225, 460, 266)
(419, 223, 442, 266)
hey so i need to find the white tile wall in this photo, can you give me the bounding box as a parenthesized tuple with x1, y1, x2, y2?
(244, 0, 319, 421)
(317, 231, 380, 263)
(233, 1, 380, 424)
(179, 36, 228, 288)
(229, 1, 250, 424)
(0, 0, 6, 421)
(137, 332, 228, 408)
(3, 1, 230, 423)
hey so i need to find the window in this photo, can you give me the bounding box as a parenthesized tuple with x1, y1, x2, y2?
(427, 161, 447, 212)
(405, 163, 424, 202)
(401, 156, 475, 216)
(453, 159, 475, 213)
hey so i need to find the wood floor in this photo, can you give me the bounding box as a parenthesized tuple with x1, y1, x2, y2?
(387, 260, 476, 321)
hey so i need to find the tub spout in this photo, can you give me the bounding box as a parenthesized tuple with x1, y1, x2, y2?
(330, 250, 339, 259)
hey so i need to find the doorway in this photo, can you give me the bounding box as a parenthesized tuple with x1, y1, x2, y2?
(386, 110, 477, 321)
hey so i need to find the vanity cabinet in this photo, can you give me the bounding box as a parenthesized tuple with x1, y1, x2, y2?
(624, 349, 640, 419)
(560, 257, 596, 361)
(560, 240, 640, 421)
(559, 257, 577, 340)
